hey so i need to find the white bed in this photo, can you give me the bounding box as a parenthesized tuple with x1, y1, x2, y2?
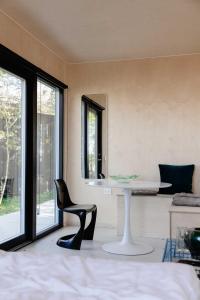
(0, 250, 199, 300)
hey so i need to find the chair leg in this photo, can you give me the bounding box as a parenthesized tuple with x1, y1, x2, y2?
(57, 211, 86, 250)
(83, 207, 97, 240)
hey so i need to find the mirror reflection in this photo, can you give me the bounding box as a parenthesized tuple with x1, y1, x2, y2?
(81, 94, 108, 179)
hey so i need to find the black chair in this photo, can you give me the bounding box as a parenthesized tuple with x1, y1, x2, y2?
(99, 173, 105, 179)
(54, 179, 97, 250)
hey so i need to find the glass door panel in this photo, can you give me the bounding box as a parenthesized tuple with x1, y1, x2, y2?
(36, 79, 58, 234)
(0, 67, 25, 243)
(87, 107, 98, 178)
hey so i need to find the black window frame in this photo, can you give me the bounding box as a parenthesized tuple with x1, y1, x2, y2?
(0, 44, 67, 250)
(82, 95, 104, 179)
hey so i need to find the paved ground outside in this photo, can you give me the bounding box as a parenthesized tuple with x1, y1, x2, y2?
(0, 200, 57, 243)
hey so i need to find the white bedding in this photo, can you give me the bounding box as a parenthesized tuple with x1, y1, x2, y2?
(0, 250, 199, 300)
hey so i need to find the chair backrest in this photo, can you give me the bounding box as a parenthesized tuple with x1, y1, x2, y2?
(54, 179, 74, 209)
(99, 173, 105, 179)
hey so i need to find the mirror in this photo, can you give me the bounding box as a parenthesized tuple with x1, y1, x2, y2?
(81, 94, 108, 179)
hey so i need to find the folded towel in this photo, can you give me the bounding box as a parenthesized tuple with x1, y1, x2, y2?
(172, 193, 200, 206)
(174, 193, 200, 198)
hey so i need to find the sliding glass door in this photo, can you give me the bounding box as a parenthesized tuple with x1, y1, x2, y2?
(36, 79, 59, 234)
(0, 45, 66, 250)
(0, 67, 25, 244)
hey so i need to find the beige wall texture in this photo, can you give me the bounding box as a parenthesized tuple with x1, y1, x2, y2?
(66, 55, 200, 228)
(1, 9, 200, 230)
(0, 10, 65, 82)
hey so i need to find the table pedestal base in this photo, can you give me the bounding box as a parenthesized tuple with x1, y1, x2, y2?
(102, 241, 154, 256)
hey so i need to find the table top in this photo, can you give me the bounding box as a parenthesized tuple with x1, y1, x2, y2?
(87, 179, 171, 190)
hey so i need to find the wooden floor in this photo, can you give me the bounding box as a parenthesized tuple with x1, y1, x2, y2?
(20, 226, 166, 263)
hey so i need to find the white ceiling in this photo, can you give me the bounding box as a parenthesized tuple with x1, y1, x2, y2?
(1, 0, 200, 63)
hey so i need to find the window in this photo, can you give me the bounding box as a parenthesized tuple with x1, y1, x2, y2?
(0, 44, 67, 250)
(0, 67, 26, 244)
(82, 95, 104, 179)
(36, 79, 60, 234)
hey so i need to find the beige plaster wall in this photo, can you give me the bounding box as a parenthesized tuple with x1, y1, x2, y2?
(1, 9, 200, 231)
(66, 55, 200, 228)
(0, 10, 65, 82)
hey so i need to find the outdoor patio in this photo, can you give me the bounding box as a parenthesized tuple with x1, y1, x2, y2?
(0, 200, 56, 243)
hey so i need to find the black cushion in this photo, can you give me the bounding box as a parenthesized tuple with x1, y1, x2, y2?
(158, 164, 194, 194)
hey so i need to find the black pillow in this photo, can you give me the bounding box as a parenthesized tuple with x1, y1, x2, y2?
(158, 164, 194, 194)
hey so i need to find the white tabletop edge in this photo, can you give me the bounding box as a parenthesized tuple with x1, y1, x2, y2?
(86, 179, 171, 189)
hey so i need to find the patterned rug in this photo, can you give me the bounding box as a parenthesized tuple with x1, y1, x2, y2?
(162, 239, 191, 262)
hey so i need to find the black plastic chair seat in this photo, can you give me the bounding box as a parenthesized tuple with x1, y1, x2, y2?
(54, 179, 97, 250)
(64, 204, 96, 213)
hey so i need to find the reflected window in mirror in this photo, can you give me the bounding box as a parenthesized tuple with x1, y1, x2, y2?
(82, 95, 106, 179)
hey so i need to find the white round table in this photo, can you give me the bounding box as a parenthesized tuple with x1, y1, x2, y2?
(87, 180, 171, 256)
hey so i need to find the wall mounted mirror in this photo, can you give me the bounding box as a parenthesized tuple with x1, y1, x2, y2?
(81, 94, 108, 179)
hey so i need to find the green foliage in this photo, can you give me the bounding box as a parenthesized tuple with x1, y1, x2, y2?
(0, 70, 56, 206)
(0, 68, 21, 205)
(0, 68, 21, 151)
(37, 80, 56, 115)
(0, 196, 20, 216)
(0, 191, 53, 216)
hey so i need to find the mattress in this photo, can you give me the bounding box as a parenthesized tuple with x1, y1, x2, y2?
(0, 250, 199, 300)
